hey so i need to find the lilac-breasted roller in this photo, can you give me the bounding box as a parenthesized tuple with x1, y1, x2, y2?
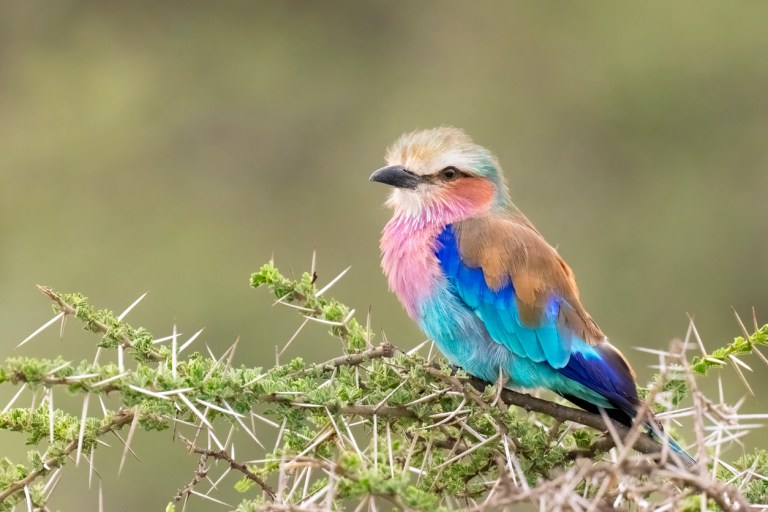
(370, 126, 694, 464)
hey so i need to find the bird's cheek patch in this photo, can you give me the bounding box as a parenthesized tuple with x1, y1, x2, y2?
(443, 178, 495, 209)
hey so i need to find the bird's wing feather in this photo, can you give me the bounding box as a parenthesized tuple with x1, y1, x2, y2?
(455, 215, 606, 344)
(435, 215, 605, 369)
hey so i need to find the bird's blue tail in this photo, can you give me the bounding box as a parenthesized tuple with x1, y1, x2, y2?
(558, 393, 697, 465)
(649, 426, 697, 466)
(557, 343, 697, 466)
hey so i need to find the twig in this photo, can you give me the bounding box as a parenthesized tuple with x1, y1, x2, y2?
(317, 343, 396, 371)
(465, 374, 664, 456)
(174, 452, 209, 502)
(186, 444, 276, 501)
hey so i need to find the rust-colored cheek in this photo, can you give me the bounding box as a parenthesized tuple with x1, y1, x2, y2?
(443, 178, 495, 209)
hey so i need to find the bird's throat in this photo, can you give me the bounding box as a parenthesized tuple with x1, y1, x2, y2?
(380, 215, 445, 320)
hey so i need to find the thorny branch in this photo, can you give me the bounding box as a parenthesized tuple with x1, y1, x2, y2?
(1, 263, 766, 511)
(483, 378, 665, 456)
(2, 342, 676, 458)
(174, 452, 209, 503)
(186, 443, 277, 501)
(426, 364, 665, 456)
(37, 286, 164, 362)
(320, 342, 397, 370)
(0, 408, 135, 503)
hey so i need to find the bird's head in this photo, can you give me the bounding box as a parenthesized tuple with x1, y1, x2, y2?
(370, 127, 511, 222)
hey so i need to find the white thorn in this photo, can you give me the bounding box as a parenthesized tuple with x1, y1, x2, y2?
(177, 393, 215, 431)
(157, 387, 196, 397)
(688, 316, 707, 355)
(18, 312, 65, 348)
(179, 328, 205, 354)
(373, 414, 378, 473)
(65, 373, 100, 382)
(24, 485, 32, 512)
(302, 316, 345, 327)
(128, 385, 172, 400)
(342, 309, 356, 325)
(242, 372, 269, 388)
(98, 395, 109, 416)
(195, 399, 245, 418)
(117, 293, 147, 320)
(189, 490, 231, 507)
(45, 361, 72, 375)
(406, 339, 431, 356)
(296, 429, 333, 458)
(172, 324, 178, 379)
(278, 318, 310, 359)
(118, 407, 140, 476)
(730, 358, 755, 395)
(117, 345, 124, 373)
(225, 404, 265, 449)
(42, 468, 62, 499)
(92, 347, 102, 366)
(3, 383, 27, 414)
(88, 443, 96, 489)
(252, 412, 280, 429)
(152, 332, 184, 344)
(92, 372, 130, 388)
(315, 266, 351, 297)
(47, 388, 55, 443)
(729, 354, 753, 372)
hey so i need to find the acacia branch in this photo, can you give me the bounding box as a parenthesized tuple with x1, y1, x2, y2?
(482, 377, 665, 456)
(3, 350, 665, 459)
(17, 271, 761, 510)
(37, 286, 163, 361)
(320, 342, 396, 370)
(426, 365, 664, 457)
(28, 279, 678, 461)
(0, 408, 135, 504)
(0, 345, 665, 459)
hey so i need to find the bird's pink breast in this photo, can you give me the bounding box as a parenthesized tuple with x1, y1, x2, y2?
(380, 216, 443, 319)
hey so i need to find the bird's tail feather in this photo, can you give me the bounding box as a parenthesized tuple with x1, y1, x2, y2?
(648, 423, 697, 466)
(559, 392, 697, 465)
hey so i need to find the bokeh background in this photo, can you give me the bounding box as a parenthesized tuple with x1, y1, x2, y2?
(2, 1, 767, 510)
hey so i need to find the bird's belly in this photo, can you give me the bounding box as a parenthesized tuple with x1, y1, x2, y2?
(419, 283, 514, 383)
(420, 283, 544, 388)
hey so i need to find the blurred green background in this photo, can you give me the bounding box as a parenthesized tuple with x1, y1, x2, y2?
(2, 1, 767, 509)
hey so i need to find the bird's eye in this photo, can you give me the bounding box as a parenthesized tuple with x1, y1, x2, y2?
(440, 166, 459, 181)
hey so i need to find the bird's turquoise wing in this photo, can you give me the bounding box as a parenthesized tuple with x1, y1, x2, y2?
(436, 225, 572, 368)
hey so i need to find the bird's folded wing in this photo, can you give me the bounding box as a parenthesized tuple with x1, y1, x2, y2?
(436, 215, 605, 369)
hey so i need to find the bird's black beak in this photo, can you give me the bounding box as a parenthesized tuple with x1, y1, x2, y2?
(369, 165, 424, 189)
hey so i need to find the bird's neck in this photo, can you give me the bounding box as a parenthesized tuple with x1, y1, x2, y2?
(380, 213, 447, 320)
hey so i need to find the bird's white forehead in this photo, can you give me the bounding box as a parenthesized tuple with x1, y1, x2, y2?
(385, 126, 487, 176)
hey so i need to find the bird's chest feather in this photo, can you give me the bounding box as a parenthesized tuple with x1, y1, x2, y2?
(379, 216, 445, 319)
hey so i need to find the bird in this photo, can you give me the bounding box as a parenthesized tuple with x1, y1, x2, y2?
(370, 126, 695, 464)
